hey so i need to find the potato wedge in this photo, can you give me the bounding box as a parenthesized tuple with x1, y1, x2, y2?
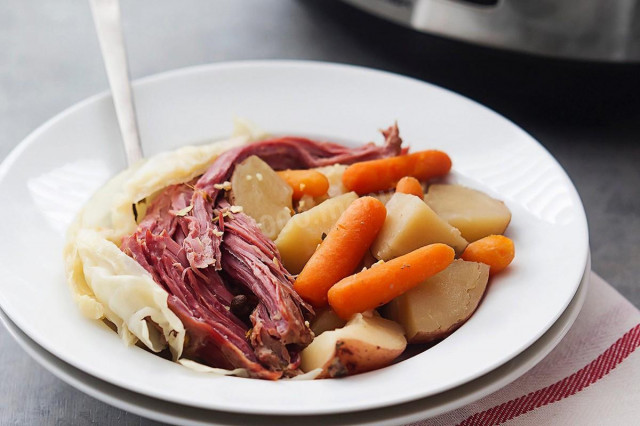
(300, 313, 406, 378)
(275, 192, 358, 274)
(384, 259, 489, 343)
(371, 192, 468, 260)
(424, 184, 511, 242)
(230, 155, 293, 240)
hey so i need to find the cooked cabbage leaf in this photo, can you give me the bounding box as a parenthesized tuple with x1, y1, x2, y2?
(64, 135, 251, 362)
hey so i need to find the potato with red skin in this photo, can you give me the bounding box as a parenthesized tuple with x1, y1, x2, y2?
(300, 313, 406, 378)
(384, 259, 490, 344)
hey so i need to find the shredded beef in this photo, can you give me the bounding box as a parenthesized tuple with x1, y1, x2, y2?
(121, 125, 403, 379)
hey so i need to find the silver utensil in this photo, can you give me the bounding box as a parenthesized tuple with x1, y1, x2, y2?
(89, 0, 143, 165)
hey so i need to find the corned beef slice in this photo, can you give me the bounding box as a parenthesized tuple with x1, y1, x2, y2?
(121, 126, 402, 379)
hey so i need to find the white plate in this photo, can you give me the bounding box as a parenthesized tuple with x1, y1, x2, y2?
(0, 61, 589, 415)
(0, 258, 590, 425)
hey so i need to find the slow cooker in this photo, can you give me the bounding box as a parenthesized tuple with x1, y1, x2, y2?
(342, 0, 640, 61)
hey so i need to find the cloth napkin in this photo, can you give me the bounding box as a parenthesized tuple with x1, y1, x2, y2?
(412, 272, 640, 425)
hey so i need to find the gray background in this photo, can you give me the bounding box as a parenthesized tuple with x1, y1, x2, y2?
(1, 0, 638, 424)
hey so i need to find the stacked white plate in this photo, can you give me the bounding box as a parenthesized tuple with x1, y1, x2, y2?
(0, 62, 589, 425)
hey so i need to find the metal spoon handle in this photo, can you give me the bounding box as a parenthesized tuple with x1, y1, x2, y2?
(89, 0, 143, 165)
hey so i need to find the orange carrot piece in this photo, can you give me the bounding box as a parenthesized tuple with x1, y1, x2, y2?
(461, 235, 515, 276)
(277, 169, 330, 200)
(294, 197, 387, 307)
(328, 243, 455, 320)
(342, 150, 451, 195)
(395, 176, 424, 198)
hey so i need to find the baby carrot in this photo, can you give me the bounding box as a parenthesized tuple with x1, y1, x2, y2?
(277, 169, 330, 200)
(342, 150, 451, 195)
(396, 176, 424, 198)
(461, 235, 515, 276)
(328, 243, 455, 320)
(294, 196, 387, 307)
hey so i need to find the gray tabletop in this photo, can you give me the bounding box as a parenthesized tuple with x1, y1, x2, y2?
(1, 1, 639, 424)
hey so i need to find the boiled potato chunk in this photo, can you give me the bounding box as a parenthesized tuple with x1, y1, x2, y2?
(384, 259, 489, 343)
(300, 313, 407, 378)
(371, 192, 468, 260)
(230, 155, 293, 240)
(310, 308, 347, 336)
(275, 192, 358, 274)
(313, 164, 348, 197)
(425, 184, 511, 242)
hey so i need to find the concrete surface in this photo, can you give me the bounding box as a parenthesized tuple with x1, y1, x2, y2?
(1, 1, 638, 424)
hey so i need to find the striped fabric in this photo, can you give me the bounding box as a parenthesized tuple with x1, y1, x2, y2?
(413, 272, 640, 425)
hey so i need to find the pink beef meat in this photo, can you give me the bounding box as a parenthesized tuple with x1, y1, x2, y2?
(121, 125, 403, 379)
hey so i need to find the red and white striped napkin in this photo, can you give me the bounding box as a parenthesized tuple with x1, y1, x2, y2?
(413, 272, 640, 425)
